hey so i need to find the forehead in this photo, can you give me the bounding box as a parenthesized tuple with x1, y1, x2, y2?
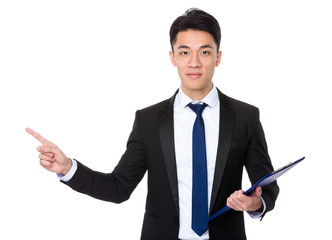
(173, 30, 217, 49)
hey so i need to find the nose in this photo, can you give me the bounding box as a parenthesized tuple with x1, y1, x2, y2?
(188, 52, 201, 68)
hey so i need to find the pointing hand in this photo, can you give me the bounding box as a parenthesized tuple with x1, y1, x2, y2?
(26, 128, 72, 175)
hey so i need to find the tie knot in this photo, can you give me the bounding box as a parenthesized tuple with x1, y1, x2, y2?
(188, 103, 208, 116)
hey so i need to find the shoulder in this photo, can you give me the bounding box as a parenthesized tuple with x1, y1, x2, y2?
(219, 90, 258, 112)
(140, 98, 171, 114)
(138, 90, 177, 115)
(218, 90, 260, 125)
(128, 93, 176, 138)
(131, 91, 177, 126)
(229, 96, 258, 114)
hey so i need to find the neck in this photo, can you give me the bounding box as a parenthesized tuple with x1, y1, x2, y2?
(181, 84, 213, 100)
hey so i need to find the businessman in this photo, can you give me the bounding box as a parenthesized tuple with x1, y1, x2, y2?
(27, 8, 279, 240)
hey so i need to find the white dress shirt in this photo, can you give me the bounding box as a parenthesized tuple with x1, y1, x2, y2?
(174, 86, 219, 240)
(58, 85, 265, 240)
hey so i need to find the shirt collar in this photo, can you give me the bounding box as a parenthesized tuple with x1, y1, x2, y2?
(177, 85, 219, 109)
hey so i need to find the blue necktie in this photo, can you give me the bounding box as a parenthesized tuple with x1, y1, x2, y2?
(188, 103, 208, 236)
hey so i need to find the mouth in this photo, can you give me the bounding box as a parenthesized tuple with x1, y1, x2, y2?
(186, 73, 202, 79)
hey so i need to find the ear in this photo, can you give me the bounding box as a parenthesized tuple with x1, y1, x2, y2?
(215, 50, 222, 66)
(169, 51, 177, 66)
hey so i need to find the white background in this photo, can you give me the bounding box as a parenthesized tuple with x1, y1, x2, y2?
(1, 0, 331, 239)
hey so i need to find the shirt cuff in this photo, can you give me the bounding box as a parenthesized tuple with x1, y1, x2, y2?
(56, 158, 77, 182)
(247, 196, 266, 219)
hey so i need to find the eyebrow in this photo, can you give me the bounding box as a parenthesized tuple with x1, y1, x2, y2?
(200, 44, 213, 49)
(177, 44, 213, 50)
(177, 45, 190, 49)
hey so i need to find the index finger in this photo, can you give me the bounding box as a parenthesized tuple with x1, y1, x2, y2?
(26, 127, 49, 144)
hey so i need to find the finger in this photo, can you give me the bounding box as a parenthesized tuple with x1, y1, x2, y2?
(228, 192, 241, 208)
(227, 196, 243, 211)
(250, 186, 262, 198)
(36, 148, 54, 158)
(232, 190, 246, 203)
(26, 128, 49, 144)
(37, 145, 59, 154)
(229, 190, 251, 210)
(227, 196, 235, 208)
(39, 153, 56, 163)
(40, 159, 53, 169)
(256, 186, 262, 196)
(43, 152, 54, 158)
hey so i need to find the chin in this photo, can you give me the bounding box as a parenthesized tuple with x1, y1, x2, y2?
(184, 82, 211, 91)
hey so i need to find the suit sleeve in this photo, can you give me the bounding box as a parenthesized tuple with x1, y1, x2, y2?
(61, 110, 147, 203)
(245, 108, 279, 217)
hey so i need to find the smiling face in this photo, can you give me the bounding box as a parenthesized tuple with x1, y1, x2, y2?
(170, 30, 222, 100)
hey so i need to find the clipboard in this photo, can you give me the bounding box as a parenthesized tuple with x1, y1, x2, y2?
(208, 156, 305, 222)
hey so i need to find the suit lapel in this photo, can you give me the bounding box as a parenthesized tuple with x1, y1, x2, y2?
(159, 91, 179, 217)
(210, 90, 235, 213)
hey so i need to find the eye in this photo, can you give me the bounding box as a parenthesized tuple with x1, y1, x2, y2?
(201, 50, 210, 55)
(180, 51, 189, 55)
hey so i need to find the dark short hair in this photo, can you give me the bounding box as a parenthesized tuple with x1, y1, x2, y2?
(169, 8, 221, 51)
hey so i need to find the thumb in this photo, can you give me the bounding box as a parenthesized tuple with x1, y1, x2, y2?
(254, 186, 262, 197)
(250, 186, 262, 198)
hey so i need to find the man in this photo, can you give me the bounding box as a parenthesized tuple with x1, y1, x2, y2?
(27, 8, 279, 240)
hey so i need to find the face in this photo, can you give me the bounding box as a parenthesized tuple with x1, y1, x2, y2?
(169, 30, 222, 99)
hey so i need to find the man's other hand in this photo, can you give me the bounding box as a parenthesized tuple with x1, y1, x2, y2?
(226, 186, 263, 212)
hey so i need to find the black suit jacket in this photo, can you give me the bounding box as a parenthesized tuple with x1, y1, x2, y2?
(63, 89, 279, 240)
